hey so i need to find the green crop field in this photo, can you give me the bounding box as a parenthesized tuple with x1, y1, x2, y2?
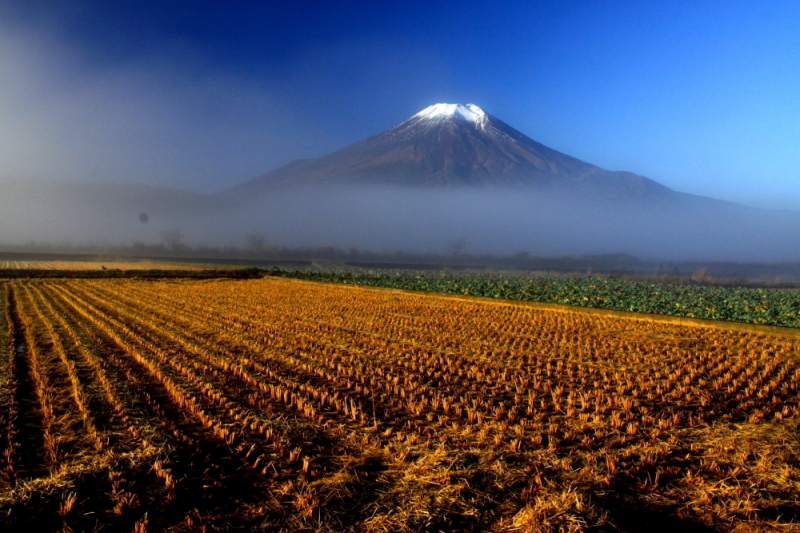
(275, 270, 800, 327)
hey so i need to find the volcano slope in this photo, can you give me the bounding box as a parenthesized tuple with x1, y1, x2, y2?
(221, 103, 800, 261)
(1, 276, 798, 532)
(228, 103, 678, 201)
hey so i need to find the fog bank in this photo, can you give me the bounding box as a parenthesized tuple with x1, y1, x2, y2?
(2, 181, 799, 262)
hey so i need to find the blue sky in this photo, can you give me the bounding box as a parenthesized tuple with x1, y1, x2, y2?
(1, 1, 799, 209)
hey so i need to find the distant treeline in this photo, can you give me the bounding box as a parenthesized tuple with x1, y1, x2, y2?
(2, 241, 800, 282)
(0, 268, 262, 280)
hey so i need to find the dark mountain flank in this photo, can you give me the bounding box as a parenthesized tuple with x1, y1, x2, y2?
(6, 102, 797, 261)
(227, 103, 681, 204)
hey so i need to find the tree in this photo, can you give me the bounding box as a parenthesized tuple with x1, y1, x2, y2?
(162, 230, 185, 251)
(448, 238, 468, 257)
(246, 233, 266, 253)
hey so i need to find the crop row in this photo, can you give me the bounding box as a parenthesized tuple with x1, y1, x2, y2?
(2, 278, 799, 531)
(83, 278, 799, 452)
(0, 281, 339, 531)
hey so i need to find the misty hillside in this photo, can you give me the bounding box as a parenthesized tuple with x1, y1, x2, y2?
(0, 178, 215, 244)
(3, 103, 800, 262)
(226, 103, 687, 206)
(207, 103, 800, 261)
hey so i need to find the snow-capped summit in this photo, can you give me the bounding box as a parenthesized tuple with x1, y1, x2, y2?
(229, 102, 676, 199)
(415, 103, 487, 125)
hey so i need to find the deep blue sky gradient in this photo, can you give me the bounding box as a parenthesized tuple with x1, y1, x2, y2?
(1, 1, 798, 208)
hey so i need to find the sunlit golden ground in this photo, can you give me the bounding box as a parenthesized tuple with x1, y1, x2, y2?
(0, 260, 206, 270)
(0, 277, 798, 532)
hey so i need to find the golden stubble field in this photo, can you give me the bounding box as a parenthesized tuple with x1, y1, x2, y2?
(0, 260, 205, 271)
(0, 277, 798, 532)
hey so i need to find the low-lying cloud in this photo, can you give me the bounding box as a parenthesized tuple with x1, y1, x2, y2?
(0, 20, 325, 193)
(2, 181, 799, 262)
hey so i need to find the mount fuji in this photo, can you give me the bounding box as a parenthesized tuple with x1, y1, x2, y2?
(227, 103, 685, 205)
(3, 103, 798, 260)
(211, 103, 800, 260)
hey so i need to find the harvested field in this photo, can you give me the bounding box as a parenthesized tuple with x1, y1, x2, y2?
(0, 277, 798, 532)
(0, 260, 206, 270)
